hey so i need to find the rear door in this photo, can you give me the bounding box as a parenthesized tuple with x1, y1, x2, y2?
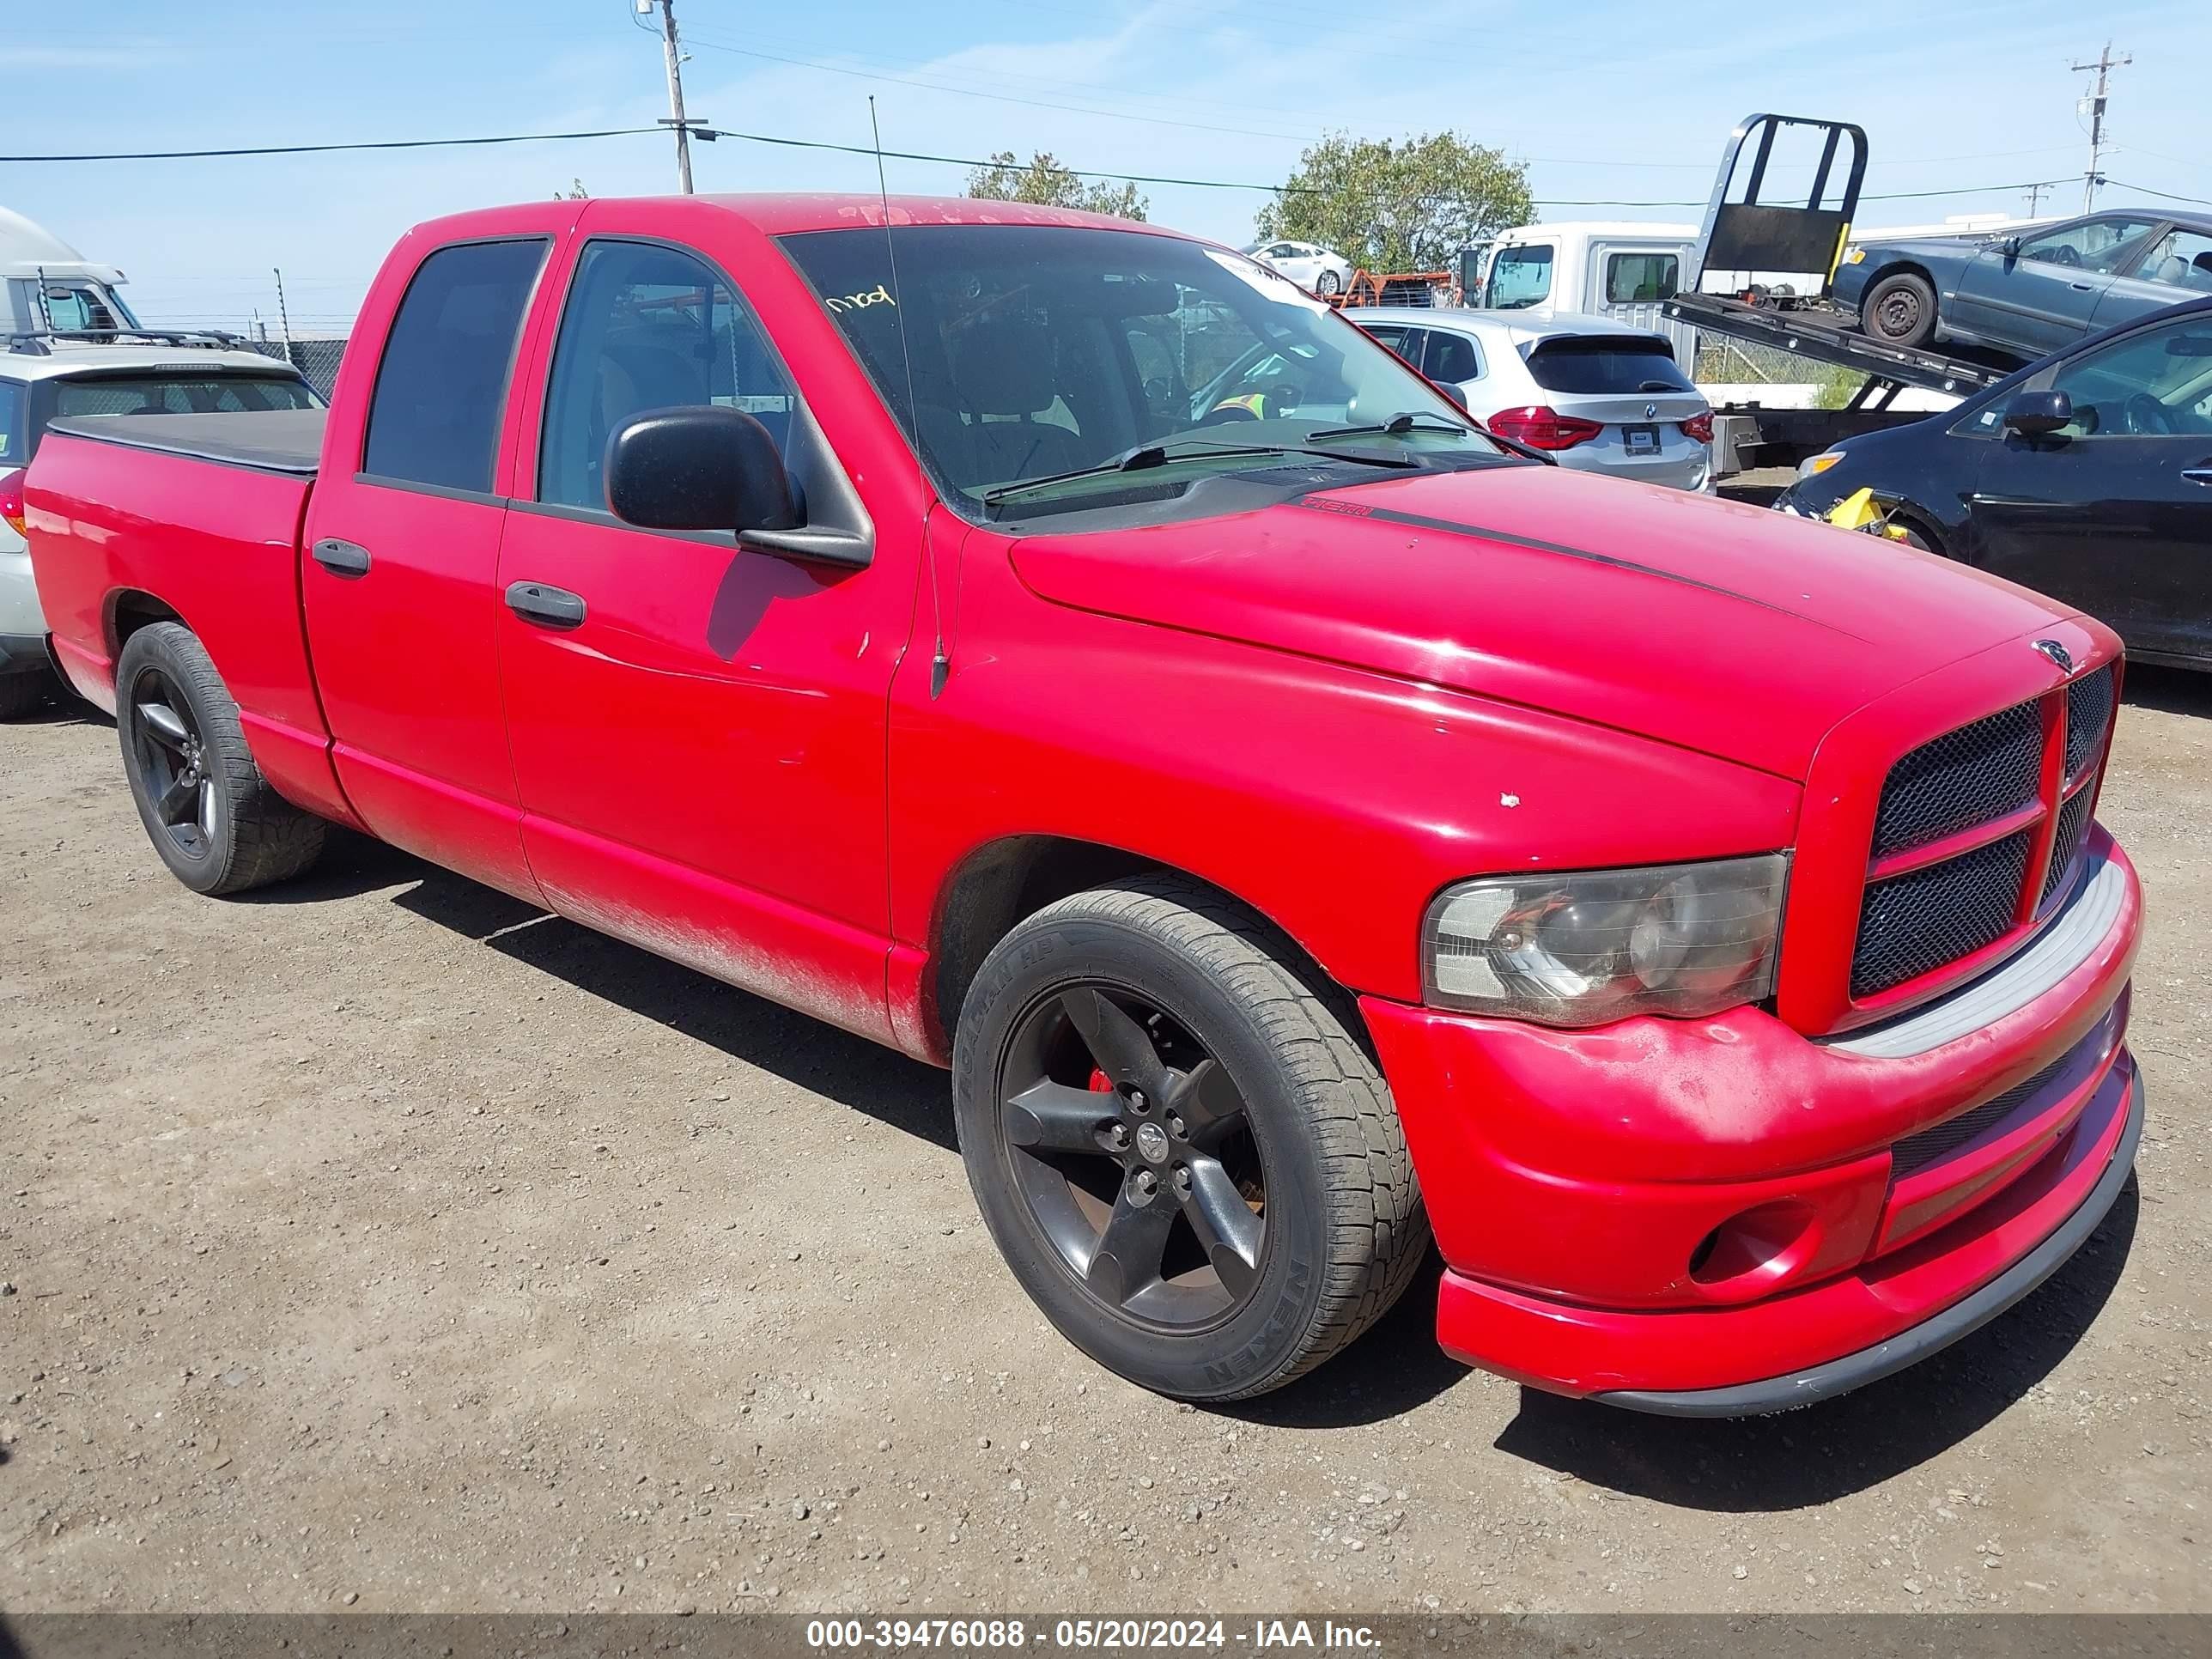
(1970, 310, 2212, 664)
(2089, 225, 2212, 331)
(299, 222, 567, 900)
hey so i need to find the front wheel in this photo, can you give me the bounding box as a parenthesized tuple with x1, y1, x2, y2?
(1861, 271, 1938, 347)
(115, 622, 326, 896)
(952, 877, 1429, 1401)
(1315, 269, 1342, 297)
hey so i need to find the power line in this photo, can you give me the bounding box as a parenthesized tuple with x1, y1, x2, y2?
(3, 121, 2198, 216)
(0, 126, 663, 162)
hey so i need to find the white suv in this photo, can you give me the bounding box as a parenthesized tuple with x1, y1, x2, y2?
(1, 338, 319, 716)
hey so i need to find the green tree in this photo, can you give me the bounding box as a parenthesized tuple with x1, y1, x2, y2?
(964, 151, 1148, 222)
(1255, 131, 1533, 273)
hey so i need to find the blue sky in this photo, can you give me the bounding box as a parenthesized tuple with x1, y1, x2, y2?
(4, 0, 2206, 333)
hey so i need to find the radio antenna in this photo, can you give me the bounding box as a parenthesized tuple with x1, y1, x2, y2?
(867, 96, 949, 699)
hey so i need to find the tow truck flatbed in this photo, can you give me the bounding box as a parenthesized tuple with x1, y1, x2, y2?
(1665, 292, 2014, 398)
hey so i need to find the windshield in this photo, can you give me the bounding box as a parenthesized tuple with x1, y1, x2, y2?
(778, 224, 1491, 516)
(52, 374, 319, 416)
(1483, 245, 1553, 310)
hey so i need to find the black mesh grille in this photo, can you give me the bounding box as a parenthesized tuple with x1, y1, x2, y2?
(1852, 828, 2032, 998)
(2064, 665, 2115, 778)
(2039, 782, 2096, 908)
(1870, 701, 2044, 860)
(1892, 1050, 2069, 1176)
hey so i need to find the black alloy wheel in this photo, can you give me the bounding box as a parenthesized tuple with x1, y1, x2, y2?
(113, 621, 325, 896)
(952, 876, 1429, 1401)
(1000, 982, 1267, 1329)
(128, 663, 220, 860)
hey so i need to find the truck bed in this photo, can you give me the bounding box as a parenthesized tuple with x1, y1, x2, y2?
(44, 408, 326, 476)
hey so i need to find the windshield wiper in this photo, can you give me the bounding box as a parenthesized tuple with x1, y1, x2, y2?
(1304, 411, 1472, 441)
(980, 440, 1413, 511)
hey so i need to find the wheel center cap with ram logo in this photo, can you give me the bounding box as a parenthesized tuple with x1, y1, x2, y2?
(1134, 1121, 1170, 1164)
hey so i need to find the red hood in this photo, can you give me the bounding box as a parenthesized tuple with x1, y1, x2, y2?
(1006, 465, 2082, 779)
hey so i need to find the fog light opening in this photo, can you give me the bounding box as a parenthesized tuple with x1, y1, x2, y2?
(1688, 1200, 1821, 1296)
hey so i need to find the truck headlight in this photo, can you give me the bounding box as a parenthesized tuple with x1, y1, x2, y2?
(1422, 855, 1789, 1026)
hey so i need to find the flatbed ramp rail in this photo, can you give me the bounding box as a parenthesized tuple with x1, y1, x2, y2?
(1674, 113, 2027, 472)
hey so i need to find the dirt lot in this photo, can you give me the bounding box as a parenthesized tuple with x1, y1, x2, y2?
(2, 672, 2207, 1617)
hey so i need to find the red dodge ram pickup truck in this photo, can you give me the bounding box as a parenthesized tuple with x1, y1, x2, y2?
(26, 195, 2143, 1412)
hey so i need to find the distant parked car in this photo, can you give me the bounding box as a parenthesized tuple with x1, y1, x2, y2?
(1774, 295, 2212, 669)
(1, 339, 319, 717)
(1243, 239, 1354, 297)
(1833, 208, 2212, 362)
(1352, 308, 1713, 491)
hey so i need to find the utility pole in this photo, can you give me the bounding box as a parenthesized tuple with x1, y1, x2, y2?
(2023, 180, 2047, 218)
(646, 0, 694, 194)
(2069, 40, 2130, 213)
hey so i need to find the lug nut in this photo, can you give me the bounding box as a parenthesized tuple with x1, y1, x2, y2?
(1167, 1114, 1186, 1139)
(1133, 1169, 1158, 1196)
(1127, 1089, 1150, 1114)
(1108, 1123, 1131, 1150)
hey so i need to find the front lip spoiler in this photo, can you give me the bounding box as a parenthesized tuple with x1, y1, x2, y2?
(1590, 1071, 2143, 1418)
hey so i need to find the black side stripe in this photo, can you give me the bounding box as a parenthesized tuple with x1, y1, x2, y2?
(1298, 497, 1820, 624)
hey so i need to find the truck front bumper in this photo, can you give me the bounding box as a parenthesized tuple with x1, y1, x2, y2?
(1361, 835, 2143, 1412)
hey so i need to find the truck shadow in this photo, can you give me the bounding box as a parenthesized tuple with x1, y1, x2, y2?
(246, 830, 956, 1154)
(1491, 1177, 2139, 1511)
(2120, 662, 2212, 720)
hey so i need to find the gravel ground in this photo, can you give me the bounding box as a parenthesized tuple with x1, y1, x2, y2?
(1, 671, 2206, 1616)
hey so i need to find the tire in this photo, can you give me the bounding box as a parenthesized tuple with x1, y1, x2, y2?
(1860, 271, 1938, 347)
(0, 667, 53, 720)
(952, 875, 1429, 1401)
(1315, 269, 1342, 298)
(114, 622, 326, 896)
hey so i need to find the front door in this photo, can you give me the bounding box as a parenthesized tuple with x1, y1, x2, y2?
(1970, 310, 2212, 665)
(1951, 216, 2161, 356)
(493, 223, 911, 1042)
(300, 229, 562, 901)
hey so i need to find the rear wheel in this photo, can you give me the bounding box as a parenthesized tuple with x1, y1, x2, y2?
(1861, 271, 1938, 347)
(115, 623, 325, 896)
(952, 876, 1428, 1401)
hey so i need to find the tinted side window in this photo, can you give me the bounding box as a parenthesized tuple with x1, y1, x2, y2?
(538, 240, 798, 512)
(2047, 316, 2212, 438)
(362, 239, 547, 492)
(1423, 331, 1482, 382)
(0, 378, 25, 469)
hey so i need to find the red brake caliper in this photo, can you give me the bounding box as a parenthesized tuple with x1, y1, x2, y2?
(1086, 1067, 1115, 1094)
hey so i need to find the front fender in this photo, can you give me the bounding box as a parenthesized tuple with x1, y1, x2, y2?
(889, 540, 1802, 1018)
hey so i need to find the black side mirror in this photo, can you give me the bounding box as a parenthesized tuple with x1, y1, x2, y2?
(1997, 235, 2022, 258)
(605, 405, 799, 534)
(1431, 379, 1469, 412)
(2002, 388, 2074, 438)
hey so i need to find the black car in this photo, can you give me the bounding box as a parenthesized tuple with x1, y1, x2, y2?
(1775, 295, 2212, 670)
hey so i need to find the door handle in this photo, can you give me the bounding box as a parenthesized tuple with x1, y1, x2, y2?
(2069, 281, 2095, 291)
(505, 580, 587, 629)
(2183, 470, 2212, 487)
(310, 538, 372, 577)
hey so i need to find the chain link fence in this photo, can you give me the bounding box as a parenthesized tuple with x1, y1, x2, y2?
(240, 337, 348, 398)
